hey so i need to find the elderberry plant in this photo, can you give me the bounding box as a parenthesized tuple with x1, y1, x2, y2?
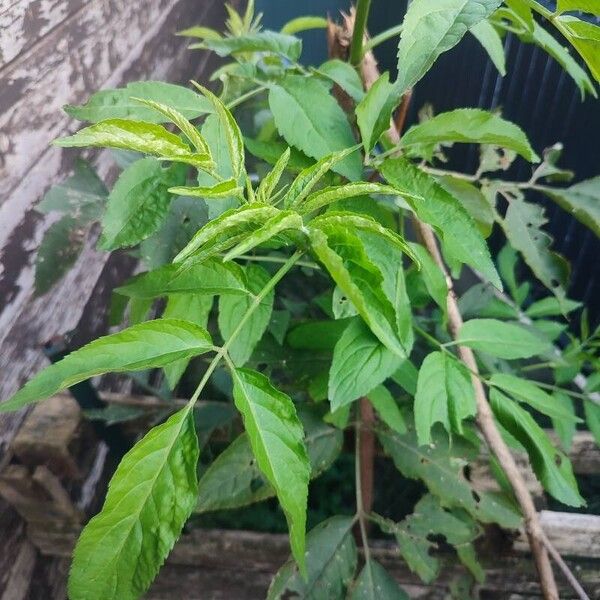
(4, 1, 600, 598)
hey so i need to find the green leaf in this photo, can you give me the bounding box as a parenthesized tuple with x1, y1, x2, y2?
(374, 494, 482, 584)
(281, 15, 328, 35)
(287, 319, 349, 351)
(244, 137, 313, 172)
(381, 158, 501, 288)
(519, 20, 596, 98)
(37, 159, 107, 218)
(391, 360, 419, 395)
(489, 373, 581, 422)
(557, 16, 600, 83)
(116, 259, 247, 298)
(177, 25, 222, 40)
(191, 82, 245, 180)
(256, 147, 290, 203)
(525, 296, 582, 318)
(557, 0, 598, 14)
(350, 560, 409, 599)
(329, 319, 403, 411)
(401, 109, 538, 162)
(283, 147, 359, 207)
(133, 97, 210, 154)
(1, 320, 213, 413)
(100, 159, 184, 250)
(500, 193, 570, 304)
(396, 0, 502, 95)
(584, 400, 600, 446)
(173, 205, 280, 264)
(414, 351, 476, 445)
(309, 218, 412, 356)
(231, 368, 310, 571)
(552, 392, 577, 451)
(268, 516, 357, 600)
(540, 176, 600, 238)
(196, 413, 342, 513)
(356, 72, 399, 151)
(64, 81, 212, 123)
(54, 119, 212, 169)
(162, 294, 213, 389)
(490, 390, 584, 506)
(300, 182, 400, 214)
(68, 405, 198, 600)
(268, 75, 361, 181)
(193, 31, 302, 61)
(219, 264, 274, 366)
(379, 427, 522, 528)
(368, 385, 407, 434)
(407, 242, 448, 312)
(34, 217, 86, 295)
(168, 179, 243, 200)
(438, 176, 495, 238)
(223, 211, 303, 261)
(318, 59, 365, 102)
(457, 318, 550, 359)
(470, 19, 506, 75)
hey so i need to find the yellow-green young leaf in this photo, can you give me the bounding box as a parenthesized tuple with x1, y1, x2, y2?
(116, 260, 248, 299)
(284, 147, 359, 207)
(133, 97, 210, 155)
(378, 427, 522, 528)
(490, 390, 584, 506)
(356, 72, 399, 151)
(540, 176, 600, 238)
(223, 211, 303, 261)
(231, 368, 310, 572)
(177, 25, 222, 39)
(190, 82, 245, 179)
(401, 109, 538, 162)
(268, 516, 357, 600)
(470, 19, 507, 75)
(329, 319, 404, 411)
(414, 351, 476, 446)
(0, 320, 213, 413)
(351, 560, 409, 600)
(168, 179, 244, 199)
(299, 182, 401, 214)
(500, 194, 570, 305)
(68, 405, 199, 600)
(281, 15, 328, 35)
(54, 119, 211, 168)
(268, 75, 362, 181)
(193, 31, 302, 61)
(256, 147, 290, 203)
(557, 0, 598, 13)
(557, 16, 600, 82)
(162, 294, 213, 389)
(100, 159, 184, 251)
(368, 385, 407, 434)
(396, 0, 502, 95)
(64, 81, 213, 123)
(174, 204, 280, 263)
(457, 318, 551, 359)
(381, 158, 501, 288)
(489, 373, 582, 422)
(218, 264, 274, 366)
(317, 59, 365, 102)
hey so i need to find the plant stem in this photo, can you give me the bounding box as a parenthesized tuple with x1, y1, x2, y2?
(349, 0, 372, 65)
(226, 84, 268, 109)
(227, 253, 320, 270)
(355, 414, 372, 564)
(187, 251, 303, 407)
(362, 23, 403, 55)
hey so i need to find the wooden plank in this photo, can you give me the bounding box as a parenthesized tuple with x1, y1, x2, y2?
(0, 539, 37, 600)
(0, 0, 88, 67)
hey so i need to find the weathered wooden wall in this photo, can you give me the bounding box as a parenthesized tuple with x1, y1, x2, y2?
(0, 0, 230, 596)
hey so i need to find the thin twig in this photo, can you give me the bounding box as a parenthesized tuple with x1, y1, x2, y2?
(355, 414, 372, 564)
